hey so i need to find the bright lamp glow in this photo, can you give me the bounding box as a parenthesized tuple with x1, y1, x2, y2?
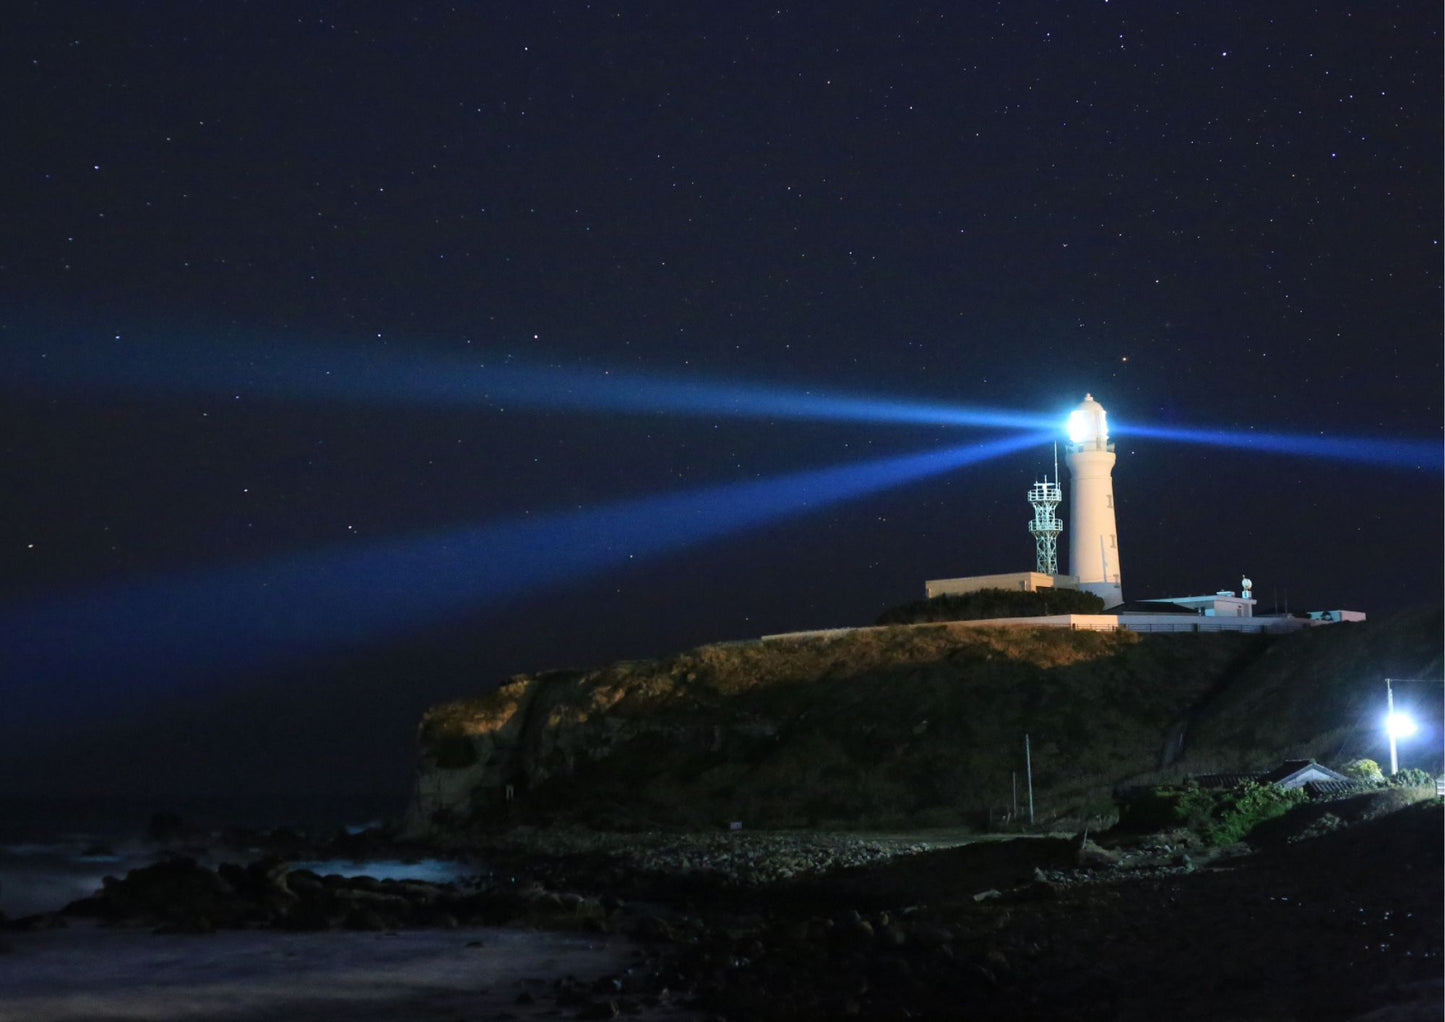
(1066, 410, 1089, 444)
(1386, 711, 1419, 739)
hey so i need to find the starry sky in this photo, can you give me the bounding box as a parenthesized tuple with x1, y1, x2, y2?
(1, 3, 1439, 817)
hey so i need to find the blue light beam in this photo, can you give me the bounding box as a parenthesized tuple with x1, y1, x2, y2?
(7, 330, 1435, 469)
(2, 431, 1052, 730)
(0, 330, 1054, 431)
(1113, 420, 1442, 472)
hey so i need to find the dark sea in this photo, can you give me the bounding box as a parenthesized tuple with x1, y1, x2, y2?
(0, 793, 469, 918)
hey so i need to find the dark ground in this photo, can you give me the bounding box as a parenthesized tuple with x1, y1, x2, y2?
(474, 792, 1443, 1021)
(8, 791, 1439, 1021)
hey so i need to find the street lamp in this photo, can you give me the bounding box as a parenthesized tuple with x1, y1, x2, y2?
(1385, 678, 1418, 775)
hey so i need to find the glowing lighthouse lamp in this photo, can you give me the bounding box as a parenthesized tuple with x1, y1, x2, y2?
(1064, 394, 1123, 608)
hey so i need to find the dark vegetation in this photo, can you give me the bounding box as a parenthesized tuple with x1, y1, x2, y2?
(415, 607, 1443, 834)
(424, 626, 1269, 831)
(1389, 766, 1435, 787)
(875, 586, 1106, 625)
(1118, 780, 1308, 845)
(1163, 605, 1444, 777)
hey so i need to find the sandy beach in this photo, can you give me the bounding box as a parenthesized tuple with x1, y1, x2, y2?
(0, 921, 696, 1021)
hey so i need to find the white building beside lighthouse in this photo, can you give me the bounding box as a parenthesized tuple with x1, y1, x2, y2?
(1065, 393, 1123, 607)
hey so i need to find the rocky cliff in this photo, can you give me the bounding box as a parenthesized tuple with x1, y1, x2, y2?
(407, 609, 1442, 834)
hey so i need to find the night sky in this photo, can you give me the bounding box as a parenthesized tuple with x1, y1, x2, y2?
(1, 4, 1439, 816)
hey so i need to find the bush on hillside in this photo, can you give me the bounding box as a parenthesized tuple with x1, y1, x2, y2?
(1389, 767, 1433, 788)
(1184, 781, 1308, 845)
(877, 587, 1106, 625)
(1118, 781, 1308, 846)
(1342, 758, 1385, 783)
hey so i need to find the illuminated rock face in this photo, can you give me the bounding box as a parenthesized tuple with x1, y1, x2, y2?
(1065, 394, 1123, 608)
(403, 608, 1442, 834)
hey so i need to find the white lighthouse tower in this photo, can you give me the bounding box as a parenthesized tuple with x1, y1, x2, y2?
(1065, 393, 1123, 607)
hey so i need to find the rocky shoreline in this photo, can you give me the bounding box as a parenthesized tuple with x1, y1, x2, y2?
(429, 797, 1444, 1020)
(4, 793, 1440, 1020)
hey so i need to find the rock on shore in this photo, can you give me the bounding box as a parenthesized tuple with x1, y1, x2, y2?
(55, 856, 610, 935)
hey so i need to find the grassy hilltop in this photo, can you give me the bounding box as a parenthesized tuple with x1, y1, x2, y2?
(409, 606, 1442, 833)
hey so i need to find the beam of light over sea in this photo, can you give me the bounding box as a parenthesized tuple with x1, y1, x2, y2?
(5, 329, 1436, 468)
(1113, 421, 1442, 472)
(1, 330, 1055, 431)
(0, 432, 1051, 729)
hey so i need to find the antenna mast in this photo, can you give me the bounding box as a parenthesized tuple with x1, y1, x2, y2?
(1027, 458, 1063, 576)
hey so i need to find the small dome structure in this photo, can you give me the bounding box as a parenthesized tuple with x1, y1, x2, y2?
(1066, 393, 1109, 447)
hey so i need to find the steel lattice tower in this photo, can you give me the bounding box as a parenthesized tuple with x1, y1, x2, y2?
(1027, 472, 1063, 576)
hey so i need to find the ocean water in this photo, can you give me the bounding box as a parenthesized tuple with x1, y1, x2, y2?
(0, 923, 663, 1022)
(0, 794, 470, 918)
(0, 840, 141, 918)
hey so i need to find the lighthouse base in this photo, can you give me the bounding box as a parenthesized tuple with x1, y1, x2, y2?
(1078, 580, 1124, 609)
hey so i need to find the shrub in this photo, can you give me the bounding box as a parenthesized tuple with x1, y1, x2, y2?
(1180, 782, 1308, 846)
(877, 587, 1106, 625)
(1389, 767, 1433, 788)
(1341, 758, 1385, 783)
(1118, 781, 1307, 846)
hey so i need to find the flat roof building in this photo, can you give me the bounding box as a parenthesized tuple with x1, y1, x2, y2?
(924, 571, 1078, 600)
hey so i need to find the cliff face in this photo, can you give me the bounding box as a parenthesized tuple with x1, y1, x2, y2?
(406, 610, 1443, 834)
(1174, 605, 1445, 773)
(406, 624, 1231, 831)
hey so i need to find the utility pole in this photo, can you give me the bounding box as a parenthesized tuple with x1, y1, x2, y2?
(1387, 678, 1398, 775)
(1024, 733, 1035, 826)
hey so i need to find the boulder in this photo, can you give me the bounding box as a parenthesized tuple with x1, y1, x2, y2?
(1076, 839, 1121, 870)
